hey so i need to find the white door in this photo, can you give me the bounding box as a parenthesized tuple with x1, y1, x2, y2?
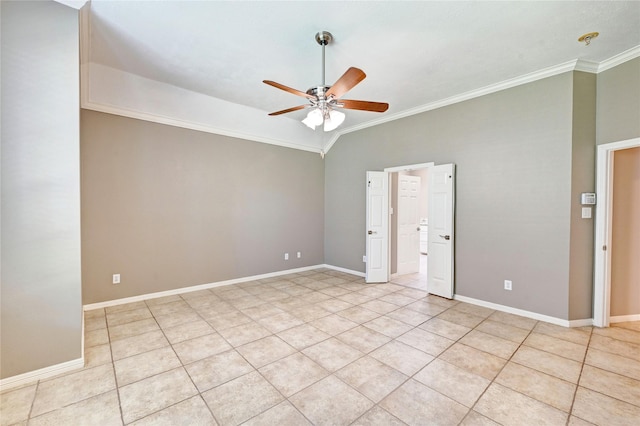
(427, 164, 455, 298)
(366, 171, 389, 283)
(397, 175, 421, 275)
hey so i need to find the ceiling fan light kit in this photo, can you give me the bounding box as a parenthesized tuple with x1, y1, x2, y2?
(264, 31, 389, 132)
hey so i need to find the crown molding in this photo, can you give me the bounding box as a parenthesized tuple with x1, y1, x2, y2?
(81, 63, 322, 154)
(324, 48, 640, 153)
(81, 39, 638, 156)
(82, 99, 322, 154)
(54, 0, 88, 10)
(574, 59, 600, 73)
(597, 45, 640, 73)
(329, 59, 581, 147)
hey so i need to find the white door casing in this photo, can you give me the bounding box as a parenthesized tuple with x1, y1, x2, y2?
(397, 175, 421, 275)
(594, 137, 640, 327)
(427, 164, 455, 298)
(366, 171, 389, 283)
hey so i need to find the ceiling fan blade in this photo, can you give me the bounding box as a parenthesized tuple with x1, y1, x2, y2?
(325, 67, 366, 99)
(268, 105, 307, 116)
(263, 80, 313, 99)
(340, 99, 389, 113)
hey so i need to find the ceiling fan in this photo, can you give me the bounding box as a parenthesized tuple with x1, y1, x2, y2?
(263, 31, 389, 132)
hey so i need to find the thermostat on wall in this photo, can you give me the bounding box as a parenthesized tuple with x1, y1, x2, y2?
(581, 193, 596, 205)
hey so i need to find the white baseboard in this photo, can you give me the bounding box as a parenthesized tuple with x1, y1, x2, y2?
(322, 264, 365, 278)
(453, 295, 593, 328)
(84, 264, 326, 311)
(0, 357, 85, 392)
(567, 318, 595, 328)
(610, 314, 640, 323)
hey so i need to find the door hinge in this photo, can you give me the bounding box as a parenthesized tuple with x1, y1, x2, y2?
(368, 180, 371, 187)
(602, 245, 607, 251)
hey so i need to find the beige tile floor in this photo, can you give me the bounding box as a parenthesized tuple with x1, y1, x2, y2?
(2, 267, 640, 425)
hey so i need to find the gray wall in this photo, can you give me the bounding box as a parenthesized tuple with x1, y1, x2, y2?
(568, 72, 597, 320)
(596, 58, 640, 145)
(326, 73, 578, 319)
(1, 1, 82, 378)
(81, 110, 324, 304)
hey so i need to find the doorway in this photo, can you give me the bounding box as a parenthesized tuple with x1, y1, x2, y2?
(391, 168, 430, 287)
(594, 137, 640, 327)
(365, 162, 455, 298)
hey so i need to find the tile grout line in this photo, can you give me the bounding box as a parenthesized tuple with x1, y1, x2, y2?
(106, 312, 127, 426)
(73, 272, 639, 425)
(565, 325, 595, 426)
(464, 315, 540, 423)
(144, 294, 220, 425)
(26, 376, 40, 421)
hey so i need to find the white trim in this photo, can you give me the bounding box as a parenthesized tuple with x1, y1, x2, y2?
(84, 264, 364, 311)
(82, 98, 322, 154)
(0, 358, 85, 392)
(83, 265, 325, 311)
(322, 264, 366, 278)
(593, 138, 640, 327)
(334, 59, 583, 141)
(384, 162, 435, 173)
(597, 45, 640, 73)
(454, 295, 592, 328)
(54, 0, 88, 10)
(323, 48, 640, 154)
(322, 133, 342, 154)
(567, 318, 595, 328)
(610, 314, 640, 324)
(574, 59, 600, 74)
(81, 63, 323, 154)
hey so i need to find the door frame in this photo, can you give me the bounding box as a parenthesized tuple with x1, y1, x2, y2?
(384, 163, 435, 279)
(593, 137, 640, 327)
(365, 162, 436, 282)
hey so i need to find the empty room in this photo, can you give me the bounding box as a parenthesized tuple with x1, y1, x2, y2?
(1, 1, 639, 425)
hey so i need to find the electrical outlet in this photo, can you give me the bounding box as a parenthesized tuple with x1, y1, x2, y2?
(297, 252, 301, 259)
(284, 253, 289, 260)
(113, 274, 121, 285)
(504, 280, 512, 291)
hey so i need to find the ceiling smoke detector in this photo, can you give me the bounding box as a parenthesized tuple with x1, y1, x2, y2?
(578, 32, 599, 46)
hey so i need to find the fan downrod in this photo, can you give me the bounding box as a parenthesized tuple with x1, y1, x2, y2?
(315, 31, 333, 46)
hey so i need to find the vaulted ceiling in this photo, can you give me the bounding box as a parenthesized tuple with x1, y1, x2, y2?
(81, 1, 640, 152)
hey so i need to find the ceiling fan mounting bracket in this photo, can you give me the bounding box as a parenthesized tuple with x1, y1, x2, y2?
(315, 31, 333, 46)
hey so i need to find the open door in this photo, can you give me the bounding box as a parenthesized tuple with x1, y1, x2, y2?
(366, 171, 389, 283)
(427, 164, 455, 298)
(397, 174, 421, 275)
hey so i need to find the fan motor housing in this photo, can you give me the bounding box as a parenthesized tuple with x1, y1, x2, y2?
(306, 85, 331, 99)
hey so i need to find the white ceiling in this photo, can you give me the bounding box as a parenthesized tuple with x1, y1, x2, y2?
(84, 0, 640, 152)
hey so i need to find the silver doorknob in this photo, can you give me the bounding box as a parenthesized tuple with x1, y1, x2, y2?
(417, 227, 420, 231)
(368, 230, 377, 235)
(439, 234, 451, 240)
